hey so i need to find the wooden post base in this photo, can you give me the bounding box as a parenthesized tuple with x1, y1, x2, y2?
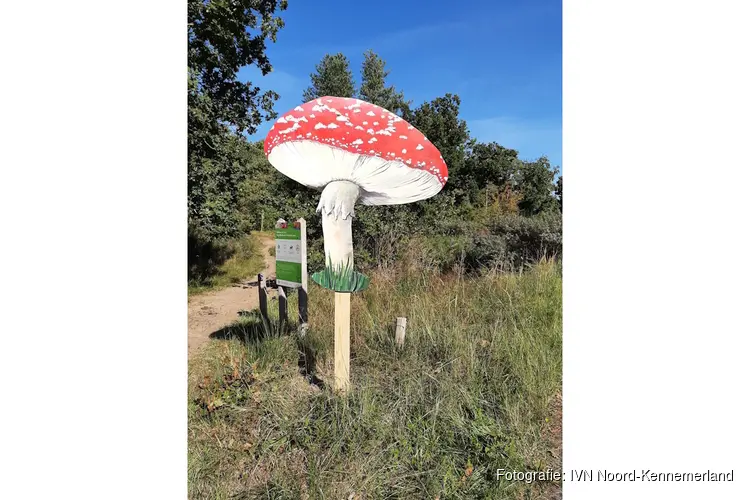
(334, 292, 351, 392)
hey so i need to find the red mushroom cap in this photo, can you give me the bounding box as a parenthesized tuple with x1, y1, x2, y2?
(263, 97, 448, 205)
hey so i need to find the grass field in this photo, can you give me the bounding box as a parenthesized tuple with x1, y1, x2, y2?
(188, 256, 562, 498)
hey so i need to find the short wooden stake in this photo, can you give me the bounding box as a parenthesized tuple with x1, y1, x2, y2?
(334, 292, 350, 392)
(395, 317, 407, 348)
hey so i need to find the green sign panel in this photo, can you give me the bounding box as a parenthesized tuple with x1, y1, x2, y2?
(275, 224, 303, 288)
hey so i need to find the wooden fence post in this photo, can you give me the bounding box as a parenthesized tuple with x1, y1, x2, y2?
(297, 218, 309, 336)
(258, 273, 270, 334)
(278, 285, 288, 333)
(395, 317, 407, 348)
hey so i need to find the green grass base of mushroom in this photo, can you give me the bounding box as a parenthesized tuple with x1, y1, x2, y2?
(311, 260, 370, 293)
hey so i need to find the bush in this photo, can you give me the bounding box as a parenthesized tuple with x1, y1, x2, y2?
(188, 229, 234, 285)
(188, 232, 264, 292)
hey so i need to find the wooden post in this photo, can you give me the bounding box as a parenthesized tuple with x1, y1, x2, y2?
(258, 273, 270, 334)
(334, 292, 350, 392)
(278, 285, 288, 333)
(297, 218, 309, 336)
(395, 317, 407, 348)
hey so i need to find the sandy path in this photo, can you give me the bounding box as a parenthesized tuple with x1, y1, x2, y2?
(188, 235, 276, 357)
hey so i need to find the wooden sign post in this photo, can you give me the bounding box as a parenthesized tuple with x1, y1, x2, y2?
(297, 218, 309, 336)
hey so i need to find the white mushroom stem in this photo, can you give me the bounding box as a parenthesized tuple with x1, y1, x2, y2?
(316, 180, 361, 270)
(316, 180, 361, 393)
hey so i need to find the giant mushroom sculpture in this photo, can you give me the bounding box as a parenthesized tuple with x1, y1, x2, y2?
(264, 96, 448, 391)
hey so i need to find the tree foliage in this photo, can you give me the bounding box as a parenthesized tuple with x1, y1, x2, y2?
(302, 53, 356, 102)
(358, 49, 410, 116)
(464, 141, 521, 205)
(408, 94, 473, 205)
(517, 157, 559, 216)
(188, 0, 287, 135)
(188, 0, 288, 241)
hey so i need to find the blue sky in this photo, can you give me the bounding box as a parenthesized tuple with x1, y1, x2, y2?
(240, 0, 561, 169)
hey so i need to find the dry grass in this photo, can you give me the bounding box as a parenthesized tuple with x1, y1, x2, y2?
(188, 260, 562, 499)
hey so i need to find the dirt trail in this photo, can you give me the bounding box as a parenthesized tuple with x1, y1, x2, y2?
(188, 234, 276, 357)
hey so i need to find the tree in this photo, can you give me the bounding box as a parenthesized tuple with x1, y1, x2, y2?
(464, 141, 521, 205)
(302, 53, 356, 101)
(517, 157, 559, 216)
(188, 0, 288, 241)
(555, 175, 562, 211)
(188, 0, 287, 135)
(409, 94, 472, 204)
(358, 50, 410, 115)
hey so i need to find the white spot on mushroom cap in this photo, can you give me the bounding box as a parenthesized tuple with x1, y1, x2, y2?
(277, 116, 288, 124)
(416, 144, 424, 150)
(352, 138, 363, 145)
(278, 122, 301, 135)
(294, 106, 304, 111)
(285, 115, 308, 123)
(327, 123, 338, 129)
(335, 115, 348, 122)
(373, 121, 379, 126)
(367, 128, 374, 134)
(355, 126, 364, 131)
(366, 111, 375, 116)
(399, 135, 408, 139)
(312, 103, 335, 113)
(402, 149, 407, 153)
(314, 123, 326, 130)
(368, 137, 377, 143)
